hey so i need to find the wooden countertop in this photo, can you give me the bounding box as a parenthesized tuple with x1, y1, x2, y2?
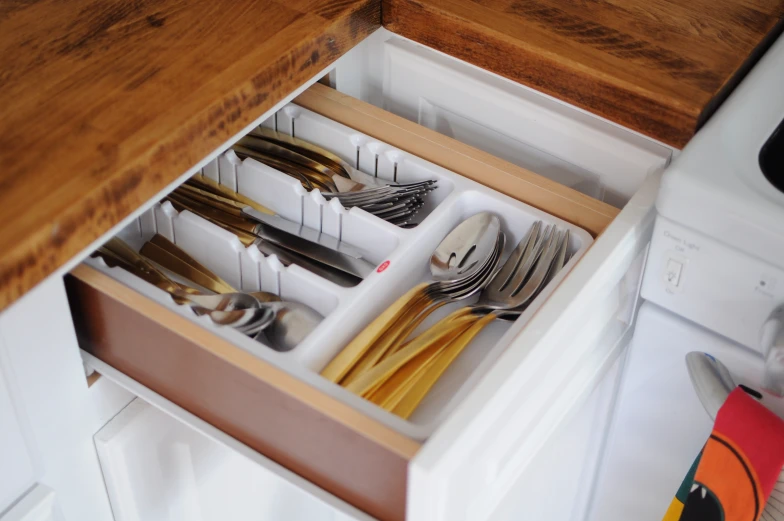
(1, 0, 782, 310)
(385, 0, 784, 147)
(0, 0, 379, 311)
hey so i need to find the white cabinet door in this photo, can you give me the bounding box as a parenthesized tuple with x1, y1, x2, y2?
(487, 356, 623, 521)
(0, 349, 36, 514)
(93, 395, 374, 521)
(1, 485, 62, 521)
(0, 276, 134, 521)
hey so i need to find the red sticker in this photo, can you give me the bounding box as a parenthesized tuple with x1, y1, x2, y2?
(377, 260, 390, 273)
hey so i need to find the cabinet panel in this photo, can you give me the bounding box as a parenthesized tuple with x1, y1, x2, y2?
(375, 37, 671, 207)
(0, 355, 35, 514)
(0, 485, 61, 521)
(0, 276, 133, 521)
(95, 398, 374, 521)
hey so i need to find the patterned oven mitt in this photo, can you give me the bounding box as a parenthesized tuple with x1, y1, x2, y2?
(663, 388, 784, 521)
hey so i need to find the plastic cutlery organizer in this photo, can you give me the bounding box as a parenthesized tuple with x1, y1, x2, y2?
(85, 103, 593, 439)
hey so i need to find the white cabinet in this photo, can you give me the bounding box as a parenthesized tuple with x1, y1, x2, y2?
(0, 344, 35, 514)
(0, 277, 134, 520)
(0, 485, 62, 521)
(95, 398, 373, 521)
(334, 30, 671, 208)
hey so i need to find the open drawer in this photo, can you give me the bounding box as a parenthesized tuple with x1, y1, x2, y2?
(65, 52, 672, 521)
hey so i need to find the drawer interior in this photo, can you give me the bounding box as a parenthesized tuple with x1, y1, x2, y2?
(81, 93, 594, 440)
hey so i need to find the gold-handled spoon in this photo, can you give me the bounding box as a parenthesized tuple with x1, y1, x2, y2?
(320, 212, 503, 384)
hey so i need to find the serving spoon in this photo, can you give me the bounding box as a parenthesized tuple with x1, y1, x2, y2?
(321, 212, 503, 384)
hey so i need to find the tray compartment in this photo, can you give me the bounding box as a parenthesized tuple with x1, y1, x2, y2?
(264, 105, 456, 225)
(88, 101, 593, 440)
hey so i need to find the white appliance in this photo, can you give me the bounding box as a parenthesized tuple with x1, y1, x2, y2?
(585, 30, 784, 521)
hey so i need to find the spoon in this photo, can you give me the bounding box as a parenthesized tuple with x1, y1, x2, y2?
(94, 244, 273, 333)
(320, 212, 503, 384)
(140, 234, 324, 351)
(254, 301, 324, 352)
(351, 222, 564, 408)
(100, 239, 260, 311)
(383, 225, 569, 417)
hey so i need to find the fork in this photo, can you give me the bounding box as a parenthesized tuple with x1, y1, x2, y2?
(343, 223, 568, 413)
(386, 228, 570, 417)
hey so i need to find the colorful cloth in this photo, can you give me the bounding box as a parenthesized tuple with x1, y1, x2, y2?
(663, 388, 784, 521)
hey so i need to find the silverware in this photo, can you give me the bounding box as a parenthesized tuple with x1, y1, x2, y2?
(241, 207, 376, 279)
(320, 212, 503, 384)
(165, 192, 371, 282)
(241, 209, 369, 260)
(141, 234, 324, 351)
(96, 239, 275, 335)
(240, 128, 438, 226)
(186, 175, 274, 216)
(349, 222, 570, 417)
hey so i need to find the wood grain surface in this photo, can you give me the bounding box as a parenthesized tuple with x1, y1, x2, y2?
(384, 0, 784, 148)
(0, 0, 379, 312)
(67, 264, 419, 521)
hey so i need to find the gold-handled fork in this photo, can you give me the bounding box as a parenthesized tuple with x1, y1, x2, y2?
(344, 223, 569, 417)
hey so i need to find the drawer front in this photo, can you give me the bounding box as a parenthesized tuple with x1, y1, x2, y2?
(67, 80, 659, 521)
(488, 355, 624, 521)
(407, 174, 659, 521)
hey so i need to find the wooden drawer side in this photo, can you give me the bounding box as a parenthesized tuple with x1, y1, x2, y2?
(65, 265, 419, 521)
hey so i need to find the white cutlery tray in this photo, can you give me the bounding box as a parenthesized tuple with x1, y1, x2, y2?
(85, 103, 593, 439)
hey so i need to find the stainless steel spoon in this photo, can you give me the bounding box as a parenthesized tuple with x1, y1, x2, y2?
(94, 245, 272, 333)
(140, 234, 324, 351)
(321, 212, 503, 383)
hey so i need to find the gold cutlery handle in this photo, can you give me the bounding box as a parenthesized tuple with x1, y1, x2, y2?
(320, 282, 431, 383)
(165, 193, 258, 234)
(97, 241, 186, 298)
(366, 317, 475, 409)
(393, 313, 496, 419)
(140, 239, 236, 295)
(344, 308, 477, 396)
(187, 175, 273, 215)
(340, 292, 442, 386)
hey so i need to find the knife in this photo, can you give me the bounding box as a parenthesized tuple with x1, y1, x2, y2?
(242, 207, 375, 278)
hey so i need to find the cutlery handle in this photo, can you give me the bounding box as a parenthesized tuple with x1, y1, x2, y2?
(341, 293, 441, 386)
(100, 240, 182, 294)
(369, 308, 478, 406)
(393, 313, 496, 419)
(344, 308, 477, 396)
(320, 283, 431, 383)
(140, 240, 236, 295)
(165, 194, 258, 234)
(370, 309, 480, 406)
(366, 317, 475, 409)
(148, 234, 236, 293)
(187, 175, 274, 215)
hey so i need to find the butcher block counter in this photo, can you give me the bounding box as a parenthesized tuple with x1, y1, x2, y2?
(0, 0, 781, 311)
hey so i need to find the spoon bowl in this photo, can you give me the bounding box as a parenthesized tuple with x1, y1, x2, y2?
(430, 212, 501, 281)
(255, 301, 325, 352)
